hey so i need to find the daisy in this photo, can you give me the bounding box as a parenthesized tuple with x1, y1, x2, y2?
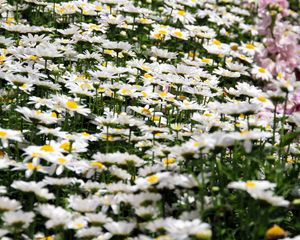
(12, 161, 46, 178)
(213, 67, 241, 78)
(251, 66, 273, 81)
(2, 210, 35, 229)
(104, 221, 136, 236)
(102, 40, 132, 52)
(76, 227, 106, 238)
(46, 154, 74, 175)
(250, 190, 290, 207)
(63, 99, 91, 116)
(228, 180, 276, 192)
(42, 176, 78, 187)
(240, 42, 258, 56)
(36, 204, 73, 229)
(68, 195, 100, 212)
(170, 29, 189, 40)
(171, 9, 196, 24)
(203, 40, 230, 55)
(0, 128, 23, 148)
(0, 197, 21, 212)
(150, 47, 177, 60)
(68, 216, 88, 230)
(11, 181, 55, 200)
(85, 160, 107, 178)
(51, 95, 91, 116)
(130, 105, 155, 117)
(15, 107, 60, 125)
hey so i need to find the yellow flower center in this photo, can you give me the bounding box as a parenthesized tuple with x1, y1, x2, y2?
(34, 236, 55, 240)
(98, 87, 106, 93)
(245, 43, 255, 49)
(51, 112, 57, 118)
(158, 29, 168, 35)
(74, 223, 85, 229)
(95, 5, 102, 11)
(174, 31, 183, 38)
(140, 18, 149, 24)
(258, 68, 266, 73)
(202, 58, 211, 63)
(152, 116, 160, 121)
(0, 55, 6, 62)
(60, 7, 67, 14)
(81, 132, 90, 137)
(120, 89, 131, 94)
(141, 108, 151, 115)
(27, 162, 41, 170)
(40, 145, 54, 152)
(26, 163, 35, 170)
(144, 73, 153, 79)
(147, 175, 159, 184)
(266, 225, 286, 238)
(104, 49, 115, 55)
(159, 92, 168, 97)
(60, 142, 71, 151)
(6, 18, 14, 25)
(57, 157, 66, 165)
(28, 55, 39, 61)
(153, 33, 164, 40)
(91, 161, 104, 169)
(141, 91, 148, 97)
(66, 101, 78, 109)
(20, 84, 27, 89)
(245, 181, 256, 188)
(213, 39, 221, 45)
(257, 96, 267, 102)
(177, 10, 185, 16)
(163, 158, 176, 164)
(0, 131, 7, 138)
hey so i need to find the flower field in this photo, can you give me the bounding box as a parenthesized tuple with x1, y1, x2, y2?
(0, 0, 300, 239)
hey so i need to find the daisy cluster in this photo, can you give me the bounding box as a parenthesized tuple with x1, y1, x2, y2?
(0, 0, 300, 239)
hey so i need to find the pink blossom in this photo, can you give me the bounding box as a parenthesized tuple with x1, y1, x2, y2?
(255, 1, 300, 81)
(259, 0, 289, 12)
(286, 90, 300, 114)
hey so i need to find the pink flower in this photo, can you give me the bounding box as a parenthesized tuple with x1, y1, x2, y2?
(255, 8, 300, 79)
(259, 0, 289, 12)
(286, 90, 300, 114)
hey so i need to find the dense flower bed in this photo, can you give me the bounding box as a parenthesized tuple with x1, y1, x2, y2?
(0, 0, 300, 239)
